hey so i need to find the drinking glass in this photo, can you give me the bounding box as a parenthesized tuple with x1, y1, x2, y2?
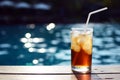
(71, 28, 93, 73)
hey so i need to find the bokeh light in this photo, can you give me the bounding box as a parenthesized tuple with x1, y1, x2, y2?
(32, 38, 44, 43)
(32, 59, 39, 64)
(24, 43, 33, 48)
(25, 33, 31, 38)
(46, 23, 56, 31)
(38, 48, 46, 53)
(28, 48, 36, 52)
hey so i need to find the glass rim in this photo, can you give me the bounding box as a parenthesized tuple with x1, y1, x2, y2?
(71, 28, 93, 31)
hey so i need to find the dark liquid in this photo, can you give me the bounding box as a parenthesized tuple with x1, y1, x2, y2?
(71, 48, 92, 66)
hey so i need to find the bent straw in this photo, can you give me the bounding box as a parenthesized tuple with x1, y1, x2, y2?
(85, 7, 108, 29)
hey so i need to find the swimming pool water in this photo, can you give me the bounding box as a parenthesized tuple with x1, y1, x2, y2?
(0, 23, 120, 65)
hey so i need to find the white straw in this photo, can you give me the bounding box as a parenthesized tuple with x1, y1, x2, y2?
(85, 7, 108, 28)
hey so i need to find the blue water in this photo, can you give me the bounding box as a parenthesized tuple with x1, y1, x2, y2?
(0, 23, 120, 65)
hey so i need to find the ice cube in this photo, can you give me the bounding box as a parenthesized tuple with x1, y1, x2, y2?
(82, 36, 92, 55)
(71, 36, 81, 52)
(71, 43, 81, 52)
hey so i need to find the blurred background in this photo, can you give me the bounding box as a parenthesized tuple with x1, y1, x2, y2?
(0, 0, 120, 65)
